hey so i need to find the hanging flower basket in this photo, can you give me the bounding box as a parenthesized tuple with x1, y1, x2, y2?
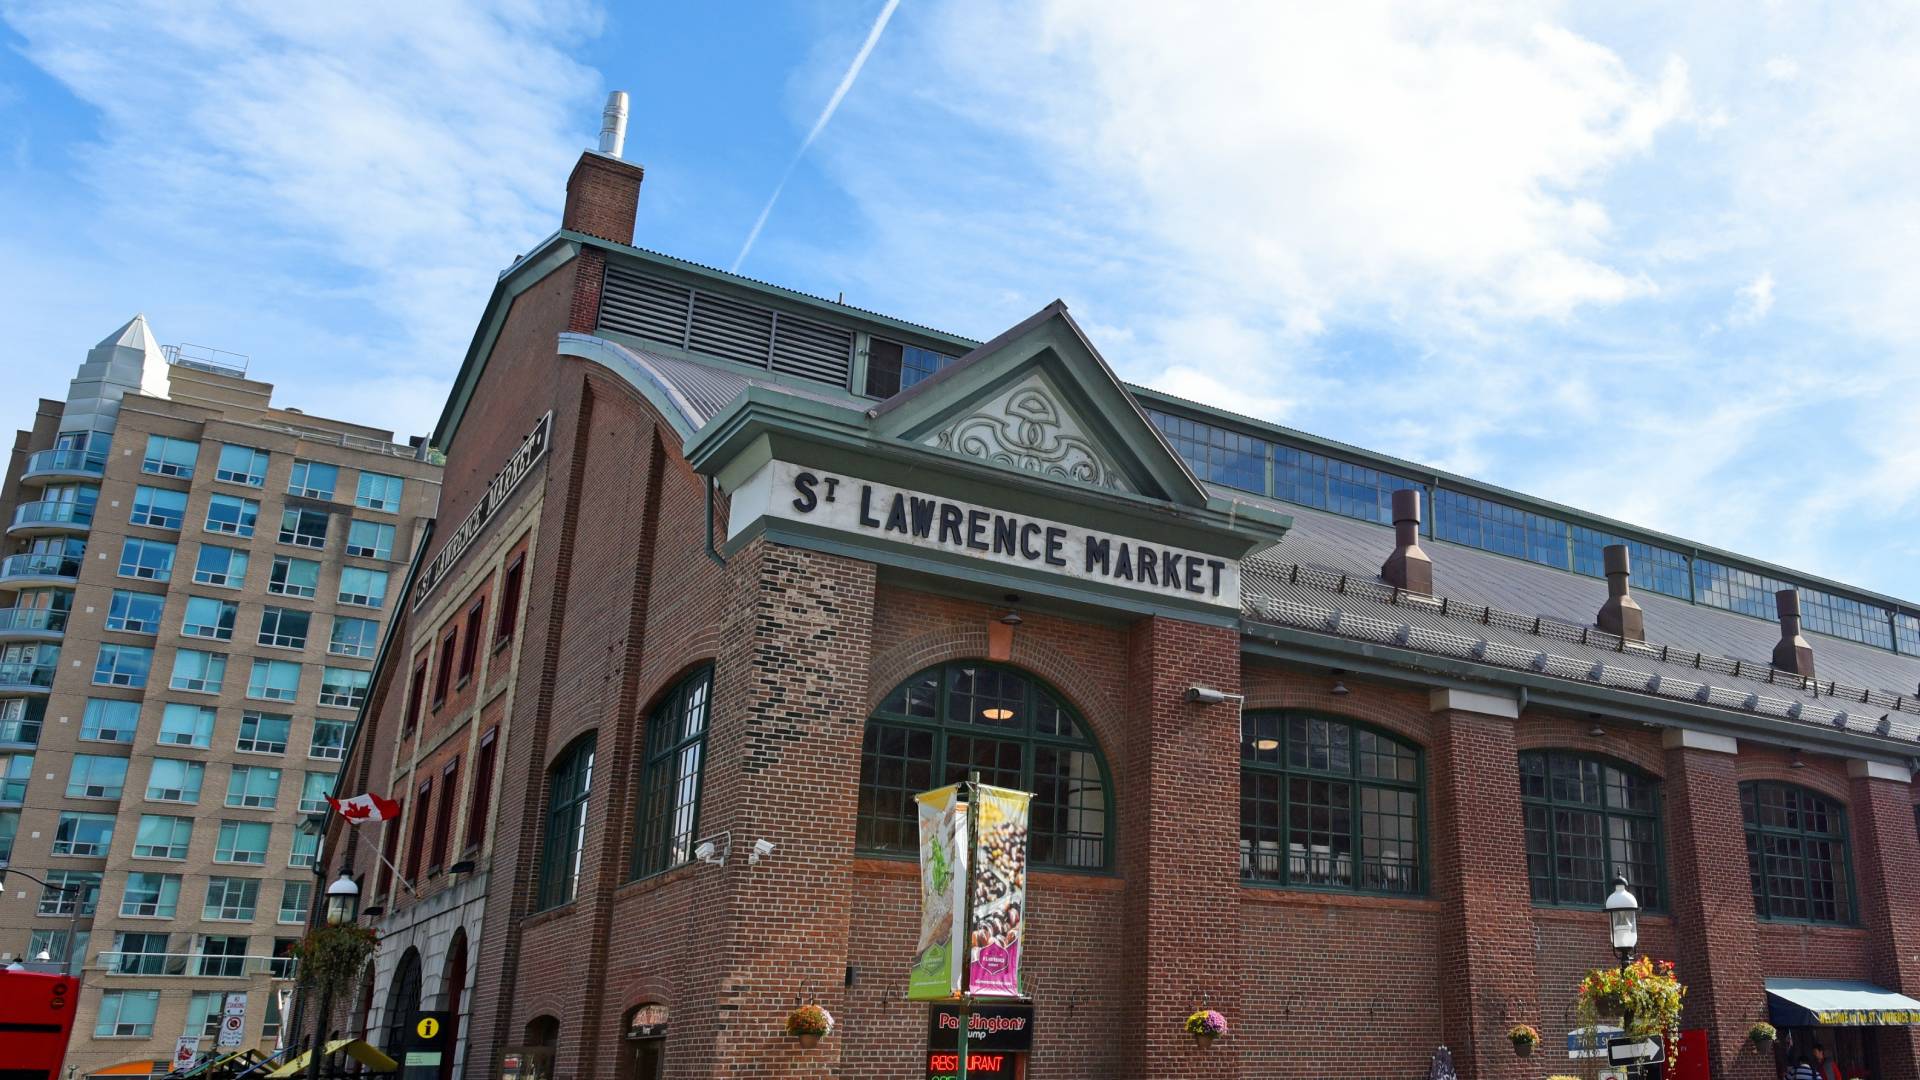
(1508, 1024, 1540, 1058)
(1576, 957, 1687, 1066)
(1185, 1010, 1228, 1047)
(786, 1004, 833, 1049)
(287, 924, 378, 997)
(1749, 1022, 1778, 1050)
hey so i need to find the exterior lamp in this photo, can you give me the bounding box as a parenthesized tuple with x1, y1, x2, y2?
(324, 874, 361, 927)
(1605, 875, 1639, 969)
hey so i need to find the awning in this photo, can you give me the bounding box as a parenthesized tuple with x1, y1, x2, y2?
(266, 1040, 398, 1077)
(1767, 978, 1920, 1027)
(89, 1062, 156, 1078)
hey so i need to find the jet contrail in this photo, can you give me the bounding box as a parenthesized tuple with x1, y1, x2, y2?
(732, 0, 901, 272)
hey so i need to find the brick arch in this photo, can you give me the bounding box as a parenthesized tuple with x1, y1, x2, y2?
(542, 727, 598, 772)
(1734, 762, 1853, 805)
(636, 659, 717, 725)
(1513, 734, 1668, 779)
(616, 980, 676, 1022)
(1239, 692, 1433, 752)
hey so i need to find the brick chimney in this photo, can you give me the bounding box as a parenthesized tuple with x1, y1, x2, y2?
(562, 150, 646, 246)
(1379, 489, 1433, 594)
(1595, 544, 1644, 641)
(1773, 588, 1815, 678)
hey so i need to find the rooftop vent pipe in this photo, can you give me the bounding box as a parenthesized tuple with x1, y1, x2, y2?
(1773, 588, 1815, 679)
(598, 91, 630, 159)
(1596, 544, 1644, 642)
(1379, 489, 1433, 595)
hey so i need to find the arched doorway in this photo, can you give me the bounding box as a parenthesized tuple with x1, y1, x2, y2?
(618, 1005, 667, 1080)
(383, 948, 423, 1058)
(438, 933, 468, 1080)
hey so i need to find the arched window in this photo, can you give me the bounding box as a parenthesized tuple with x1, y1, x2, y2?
(438, 932, 468, 1080)
(858, 662, 1111, 870)
(1240, 711, 1423, 894)
(631, 668, 713, 880)
(1519, 750, 1664, 910)
(384, 948, 423, 1058)
(535, 735, 596, 911)
(1742, 780, 1852, 924)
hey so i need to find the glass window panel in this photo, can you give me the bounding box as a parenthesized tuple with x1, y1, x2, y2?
(129, 485, 188, 529)
(288, 460, 338, 499)
(143, 435, 199, 478)
(158, 703, 216, 748)
(145, 758, 204, 803)
(346, 520, 395, 559)
(193, 545, 249, 588)
(80, 699, 140, 743)
(355, 472, 404, 512)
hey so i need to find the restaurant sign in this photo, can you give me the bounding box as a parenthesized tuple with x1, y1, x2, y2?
(1812, 1009, 1920, 1025)
(728, 460, 1239, 608)
(414, 411, 551, 609)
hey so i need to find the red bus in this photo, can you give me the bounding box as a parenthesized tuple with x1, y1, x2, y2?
(0, 968, 79, 1080)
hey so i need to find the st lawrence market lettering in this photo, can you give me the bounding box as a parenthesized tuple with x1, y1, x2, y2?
(413, 410, 552, 609)
(773, 465, 1235, 607)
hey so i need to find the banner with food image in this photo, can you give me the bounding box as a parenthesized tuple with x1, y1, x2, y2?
(967, 783, 1031, 998)
(909, 784, 967, 1001)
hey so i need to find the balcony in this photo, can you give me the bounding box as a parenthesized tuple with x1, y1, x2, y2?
(97, 952, 296, 979)
(0, 553, 80, 586)
(0, 662, 55, 694)
(8, 501, 93, 538)
(21, 448, 107, 484)
(0, 718, 40, 748)
(0, 607, 65, 640)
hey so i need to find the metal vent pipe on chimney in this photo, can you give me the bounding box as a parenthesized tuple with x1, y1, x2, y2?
(1379, 489, 1433, 595)
(1773, 588, 1815, 678)
(599, 91, 630, 159)
(1596, 544, 1644, 642)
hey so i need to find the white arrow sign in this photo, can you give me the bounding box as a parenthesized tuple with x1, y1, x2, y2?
(1608, 1036, 1664, 1065)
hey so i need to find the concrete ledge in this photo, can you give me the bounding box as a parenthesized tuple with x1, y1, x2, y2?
(1428, 686, 1517, 719)
(1846, 758, 1912, 783)
(1661, 727, 1739, 755)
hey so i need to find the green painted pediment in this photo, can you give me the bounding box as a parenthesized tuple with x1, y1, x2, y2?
(869, 301, 1208, 506)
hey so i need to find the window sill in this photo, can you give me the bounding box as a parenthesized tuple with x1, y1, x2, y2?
(455, 676, 471, 692)
(1238, 883, 1441, 912)
(1755, 917, 1865, 933)
(616, 861, 698, 902)
(851, 855, 1123, 891)
(492, 635, 514, 656)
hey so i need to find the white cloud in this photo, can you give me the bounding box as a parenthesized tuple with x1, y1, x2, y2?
(1730, 270, 1775, 324)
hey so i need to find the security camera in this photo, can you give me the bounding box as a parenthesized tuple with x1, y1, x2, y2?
(749, 839, 776, 865)
(695, 840, 718, 864)
(1185, 686, 1227, 705)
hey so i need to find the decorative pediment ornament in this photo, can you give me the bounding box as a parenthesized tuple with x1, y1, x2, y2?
(924, 374, 1133, 492)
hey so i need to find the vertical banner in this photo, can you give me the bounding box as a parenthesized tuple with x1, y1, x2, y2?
(967, 785, 1030, 999)
(910, 785, 967, 1001)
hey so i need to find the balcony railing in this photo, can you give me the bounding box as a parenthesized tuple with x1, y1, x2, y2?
(0, 718, 40, 746)
(0, 553, 81, 582)
(97, 951, 296, 979)
(0, 662, 56, 689)
(0, 608, 67, 635)
(9, 501, 93, 532)
(22, 448, 107, 481)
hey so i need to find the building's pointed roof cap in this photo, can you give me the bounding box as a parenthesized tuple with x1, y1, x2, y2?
(94, 313, 158, 352)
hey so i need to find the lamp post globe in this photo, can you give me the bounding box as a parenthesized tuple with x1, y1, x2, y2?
(324, 874, 361, 927)
(1605, 875, 1640, 969)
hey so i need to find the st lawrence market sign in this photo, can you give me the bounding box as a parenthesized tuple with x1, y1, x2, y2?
(729, 460, 1239, 609)
(413, 411, 552, 610)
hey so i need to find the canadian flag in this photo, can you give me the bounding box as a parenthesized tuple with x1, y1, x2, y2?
(327, 792, 402, 824)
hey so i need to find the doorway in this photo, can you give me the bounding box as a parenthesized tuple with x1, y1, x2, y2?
(619, 1004, 667, 1080)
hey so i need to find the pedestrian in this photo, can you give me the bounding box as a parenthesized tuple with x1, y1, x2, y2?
(1789, 1055, 1818, 1080)
(1810, 1043, 1842, 1080)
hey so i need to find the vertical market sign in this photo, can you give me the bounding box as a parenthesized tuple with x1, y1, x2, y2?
(909, 782, 1032, 1001)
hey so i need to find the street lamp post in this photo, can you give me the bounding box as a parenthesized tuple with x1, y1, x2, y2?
(305, 874, 360, 1080)
(1605, 875, 1641, 1064)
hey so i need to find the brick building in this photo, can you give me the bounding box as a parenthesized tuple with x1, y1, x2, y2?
(0, 322, 440, 1076)
(318, 144, 1920, 1080)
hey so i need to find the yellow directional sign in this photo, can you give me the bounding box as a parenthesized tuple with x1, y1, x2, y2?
(416, 1017, 440, 1041)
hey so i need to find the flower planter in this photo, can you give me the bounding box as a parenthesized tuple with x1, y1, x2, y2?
(797, 1033, 821, 1049)
(1513, 1041, 1534, 1058)
(1191, 1033, 1218, 1049)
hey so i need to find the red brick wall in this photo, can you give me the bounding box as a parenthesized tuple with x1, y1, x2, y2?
(1849, 773, 1920, 1080)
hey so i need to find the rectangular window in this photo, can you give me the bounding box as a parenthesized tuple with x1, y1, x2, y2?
(432, 757, 459, 870)
(355, 471, 404, 512)
(406, 777, 433, 882)
(106, 589, 165, 634)
(237, 711, 291, 755)
(118, 537, 176, 581)
(0, 697, 44, 747)
(215, 820, 271, 864)
(225, 764, 281, 809)
(193, 545, 249, 588)
(0, 751, 29, 801)
(299, 771, 334, 814)
(278, 880, 311, 923)
(268, 555, 320, 598)
(132, 814, 193, 859)
(52, 811, 115, 856)
(186, 993, 223, 1038)
(537, 737, 595, 908)
(258, 606, 311, 649)
(169, 648, 229, 694)
(109, 931, 172, 975)
(37, 869, 101, 916)
(122, 872, 182, 917)
(247, 659, 302, 702)
(290, 828, 319, 868)
(329, 615, 380, 659)
(466, 727, 497, 851)
(459, 600, 485, 680)
(1434, 490, 1572, 570)
(433, 630, 457, 704)
(377, 817, 399, 897)
(204, 877, 260, 921)
(94, 643, 153, 687)
(143, 435, 199, 478)
(320, 667, 370, 710)
(204, 493, 259, 536)
(97, 990, 161, 1037)
(1269, 441, 1423, 525)
(182, 595, 239, 639)
(863, 338, 957, 397)
(158, 703, 216, 748)
(145, 758, 205, 803)
(215, 444, 269, 486)
(345, 519, 396, 559)
(337, 566, 389, 608)
(196, 935, 249, 978)
(310, 717, 350, 760)
(80, 699, 140, 743)
(496, 554, 524, 643)
(406, 662, 427, 734)
(1147, 410, 1269, 493)
(26, 928, 77, 972)
(66, 754, 128, 798)
(287, 460, 338, 499)
(129, 485, 188, 529)
(278, 507, 330, 549)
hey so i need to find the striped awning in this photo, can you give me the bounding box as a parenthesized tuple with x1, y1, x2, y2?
(1767, 978, 1920, 1027)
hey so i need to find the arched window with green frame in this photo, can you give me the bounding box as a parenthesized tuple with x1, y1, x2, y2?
(1741, 779, 1852, 924)
(1519, 749, 1665, 910)
(1239, 711, 1424, 894)
(535, 733, 595, 911)
(857, 661, 1112, 871)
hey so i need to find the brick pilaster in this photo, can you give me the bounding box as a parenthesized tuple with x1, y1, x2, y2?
(1428, 692, 1537, 1080)
(1118, 617, 1242, 1079)
(1662, 732, 1769, 1080)
(1848, 765, 1920, 1080)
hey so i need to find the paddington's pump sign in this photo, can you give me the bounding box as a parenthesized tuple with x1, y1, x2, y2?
(909, 783, 1032, 1001)
(727, 460, 1239, 609)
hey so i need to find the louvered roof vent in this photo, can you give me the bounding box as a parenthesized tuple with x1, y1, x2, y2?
(598, 263, 854, 388)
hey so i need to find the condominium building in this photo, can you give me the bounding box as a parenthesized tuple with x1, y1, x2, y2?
(0, 316, 439, 1078)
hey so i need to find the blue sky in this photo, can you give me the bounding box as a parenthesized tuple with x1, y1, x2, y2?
(2, 1, 1919, 601)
